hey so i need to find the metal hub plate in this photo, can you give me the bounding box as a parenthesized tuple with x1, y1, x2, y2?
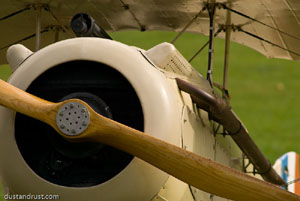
(56, 102, 90, 136)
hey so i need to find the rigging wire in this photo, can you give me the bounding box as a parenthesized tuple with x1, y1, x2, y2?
(46, 6, 73, 37)
(237, 26, 300, 57)
(221, 4, 300, 41)
(281, 178, 300, 188)
(171, 1, 238, 44)
(189, 28, 222, 62)
(0, 28, 49, 50)
(287, 178, 300, 185)
(0, 3, 72, 50)
(171, 7, 206, 44)
(0, 6, 30, 22)
(120, 0, 145, 31)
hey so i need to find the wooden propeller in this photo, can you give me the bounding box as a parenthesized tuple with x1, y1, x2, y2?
(0, 79, 299, 201)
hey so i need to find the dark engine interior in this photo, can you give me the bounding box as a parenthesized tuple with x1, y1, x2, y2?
(15, 60, 144, 187)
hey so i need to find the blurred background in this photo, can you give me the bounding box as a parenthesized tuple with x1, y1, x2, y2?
(0, 31, 299, 199)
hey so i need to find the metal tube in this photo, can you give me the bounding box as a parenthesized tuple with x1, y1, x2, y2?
(176, 78, 286, 186)
(207, 3, 216, 86)
(35, 5, 41, 51)
(223, 2, 232, 93)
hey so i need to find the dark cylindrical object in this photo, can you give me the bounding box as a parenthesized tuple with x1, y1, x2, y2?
(71, 13, 112, 39)
(176, 78, 286, 186)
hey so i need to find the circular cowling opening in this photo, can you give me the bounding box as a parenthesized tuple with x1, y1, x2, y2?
(15, 60, 144, 187)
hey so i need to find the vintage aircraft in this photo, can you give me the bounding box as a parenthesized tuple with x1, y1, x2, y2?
(0, 0, 299, 201)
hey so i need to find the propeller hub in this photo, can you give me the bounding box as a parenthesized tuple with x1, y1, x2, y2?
(56, 101, 90, 136)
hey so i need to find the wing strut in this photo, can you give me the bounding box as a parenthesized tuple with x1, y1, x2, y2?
(222, 2, 232, 98)
(35, 5, 42, 51)
(206, 2, 216, 87)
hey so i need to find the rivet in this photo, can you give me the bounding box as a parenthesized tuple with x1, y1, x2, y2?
(82, 121, 87, 126)
(60, 124, 65, 129)
(71, 129, 76, 134)
(59, 112, 64, 116)
(81, 108, 86, 113)
(70, 103, 74, 108)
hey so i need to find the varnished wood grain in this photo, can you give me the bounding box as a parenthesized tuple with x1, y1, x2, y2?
(0, 79, 59, 127)
(0, 79, 299, 201)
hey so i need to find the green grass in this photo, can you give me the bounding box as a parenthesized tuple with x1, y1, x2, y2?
(0, 65, 7, 200)
(0, 65, 11, 201)
(0, 31, 299, 195)
(0, 65, 11, 81)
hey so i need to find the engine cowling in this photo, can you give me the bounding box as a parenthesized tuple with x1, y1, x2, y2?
(0, 38, 182, 201)
(0, 38, 241, 201)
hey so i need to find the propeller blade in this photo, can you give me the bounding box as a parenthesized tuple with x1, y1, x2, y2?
(0, 79, 299, 201)
(0, 79, 59, 126)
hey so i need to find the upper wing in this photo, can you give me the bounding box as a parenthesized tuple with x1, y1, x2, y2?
(1, 0, 300, 64)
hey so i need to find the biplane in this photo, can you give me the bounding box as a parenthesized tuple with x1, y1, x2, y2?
(0, 0, 299, 201)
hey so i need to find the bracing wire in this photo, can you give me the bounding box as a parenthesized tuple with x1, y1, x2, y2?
(281, 178, 300, 188)
(221, 4, 300, 41)
(171, 1, 240, 44)
(287, 178, 300, 185)
(46, 7, 72, 37)
(0, 28, 49, 50)
(237, 26, 300, 57)
(189, 28, 222, 62)
(171, 7, 206, 44)
(0, 7, 30, 22)
(119, 0, 145, 31)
